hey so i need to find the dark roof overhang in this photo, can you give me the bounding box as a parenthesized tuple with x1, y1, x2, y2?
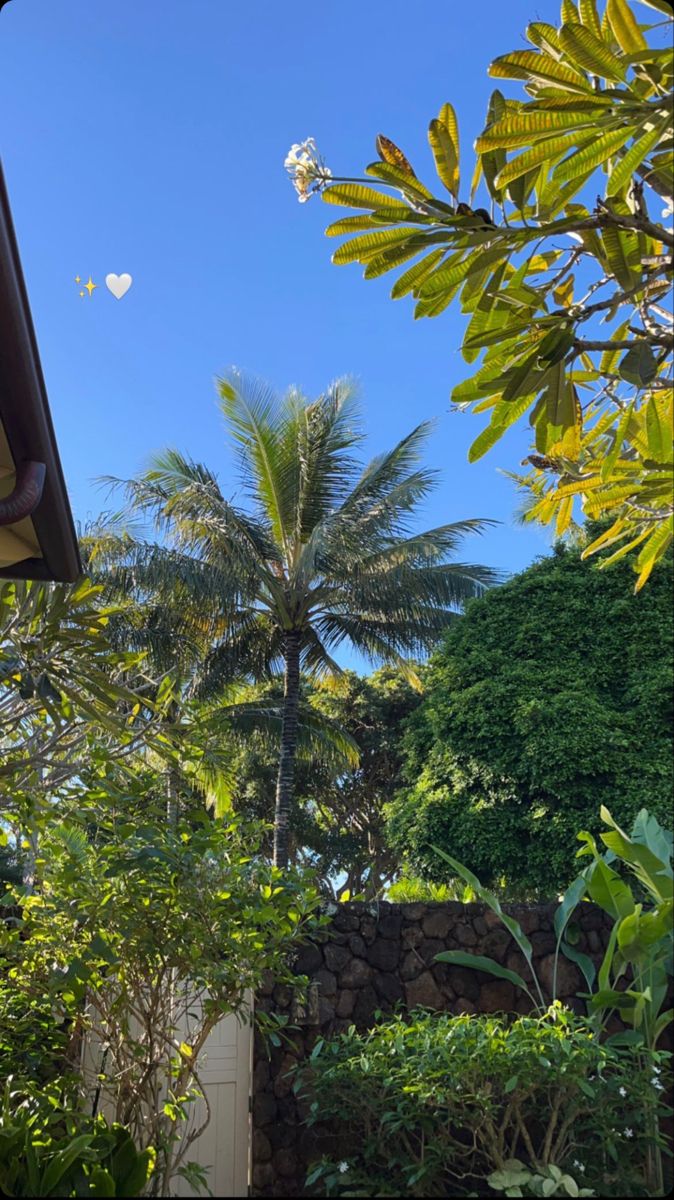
(0, 160, 81, 582)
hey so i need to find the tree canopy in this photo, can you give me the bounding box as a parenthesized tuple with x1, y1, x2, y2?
(227, 667, 423, 897)
(101, 373, 499, 866)
(387, 533, 673, 896)
(287, 0, 674, 588)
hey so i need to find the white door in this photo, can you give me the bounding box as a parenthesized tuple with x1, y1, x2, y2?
(82, 994, 252, 1198)
(173, 1006, 252, 1198)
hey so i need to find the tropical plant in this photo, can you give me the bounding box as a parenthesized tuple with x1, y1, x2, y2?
(433, 806, 673, 1193)
(386, 534, 673, 895)
(0, 806, 319, 1196)
(386, 874, 471, 902)
(297, 1006, 668, 1197)
(287, 0, 674, 587)
(488, 1160, 594, 1197)
(0, 1079, 154, 1198)
(226, 667, 423, 895)
(102, 374, 499, 867)
(0, 579, 172, 886)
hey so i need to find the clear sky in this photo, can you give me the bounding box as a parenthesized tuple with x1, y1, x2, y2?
(1, 0, 569, 611)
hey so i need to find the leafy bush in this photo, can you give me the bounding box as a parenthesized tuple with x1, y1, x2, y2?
(386, 874, 471, 902)
(0, 810, 319, 1196)
(297, 1006, 671, 1197)
(0, 1078, 154, 1197)
(387, 540, 673, 896)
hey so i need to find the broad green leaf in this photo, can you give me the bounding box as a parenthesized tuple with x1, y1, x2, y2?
(477, 110, 604, 150)
(489, 50, 592, 92)
(468, 394, 533, 461)
(365, 161, 434, 200)
(503, 353, 548, 403)
(559, 21, 627, 80)
(653, 1007, 674, 1043)
(464, 318, 540, 351)
(41, 1135, 94, 1194)
(428, 103, 460, 198)
(553, 874, 587, 944)
(322, 183, 398, 210)
(597, 923, 619, 992)
(88, 1169, 117, 1197)
(419, 247, 507, 298)
(607, 119, 668, 195)
(560, 940, 597, 991)
(495, 130, 595, 187)
(601, 224, 640, 289)
(645, 395, 672, 462)
(463, 262, 510, 362)
(618, 342, 658, 386)
(527, 22, 563, 55)
(414, 282, 462, 319)
(585, 857, 635, 920)
(434, 950, 534, 999)
(554, 126, 639, 183)
(601, 402, 635, 481)
(599, 319, 630, 373)
(332, 228, 423, 266)
(607, 0, 648, 53)
(363, 240, 432, 280)
(325, 214, 381, 237)
(391, 249, 446, 299)
(431, 845, 539, 987)
(600, 815, 673, 902)
(579, 0, 602, 38)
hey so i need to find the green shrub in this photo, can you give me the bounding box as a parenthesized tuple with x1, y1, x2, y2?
(386, 874, 471, 903)
(0, 1078, 154, 1197)
(387, 541, 674, 897)
(297, 1006, 671, 1197)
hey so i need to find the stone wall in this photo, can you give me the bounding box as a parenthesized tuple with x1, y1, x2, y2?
(251, 899, 616, 1196)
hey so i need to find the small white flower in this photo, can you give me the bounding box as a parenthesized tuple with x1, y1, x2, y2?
(284, 138, 332, 202)
(625, 1127, 634, 1138)
(653, 1066, 661, 1075)
(573, 1160, 586, 1175)
(338, 1162, 349, 1174)
(653, 1078, 664, 1090)
(619, 1086, 627, 1097)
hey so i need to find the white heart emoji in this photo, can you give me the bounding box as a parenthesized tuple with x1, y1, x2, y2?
(105, 272, 132, 300)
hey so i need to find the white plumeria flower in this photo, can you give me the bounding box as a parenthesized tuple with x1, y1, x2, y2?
(338, 1162, 349, 1174)
(625, 1127, 634, 1138)
(284, 138, 332, 202)
(619, 1086, 627, 1097)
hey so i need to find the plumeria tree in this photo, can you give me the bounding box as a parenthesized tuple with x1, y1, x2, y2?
(285, 0, 673, 590)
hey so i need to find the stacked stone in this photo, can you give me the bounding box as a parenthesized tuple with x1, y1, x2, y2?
(252, 900, 616, 1196)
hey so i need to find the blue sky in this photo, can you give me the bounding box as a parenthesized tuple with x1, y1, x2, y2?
(1, 0, 572, 603)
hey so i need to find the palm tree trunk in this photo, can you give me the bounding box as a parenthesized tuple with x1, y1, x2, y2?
(273, 630, 301, 869)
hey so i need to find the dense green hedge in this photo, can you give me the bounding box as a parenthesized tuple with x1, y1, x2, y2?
(298, 1007, 667, 1197)
(387, 540, 673, 896)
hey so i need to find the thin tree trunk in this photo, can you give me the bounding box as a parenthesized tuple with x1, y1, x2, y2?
(165, 700, 180, 827)
(273, 630, 301, 869)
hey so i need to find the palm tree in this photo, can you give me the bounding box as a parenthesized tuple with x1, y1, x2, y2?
(104, 372, 500, 867)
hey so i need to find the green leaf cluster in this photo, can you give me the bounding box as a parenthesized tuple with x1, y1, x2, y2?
(296, 1005, 667, 1197)
(315, 0, 674, 584)
(386, 535, 673, 895)
(0, 1078, 154, 1197)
